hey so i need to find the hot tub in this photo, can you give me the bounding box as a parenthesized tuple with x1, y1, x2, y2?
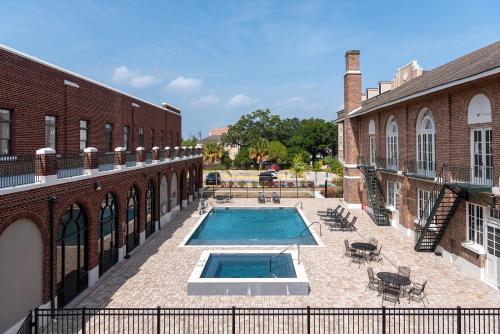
(187, 250, 310, 295)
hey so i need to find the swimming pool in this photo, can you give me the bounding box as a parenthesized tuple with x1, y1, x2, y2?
(201, 253, 296, 278)
(188, 250, 310, 295)
(184, 207, 318, 246)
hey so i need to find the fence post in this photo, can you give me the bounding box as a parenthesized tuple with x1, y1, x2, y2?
(34, 308, 39, 334)
(81, 307, 86, 333)
(157, 306, 161, 334)
(229, 183, 232, 198)
(306, 306, 311, 334)
(232, 306, 236, 334)
(324, 180, 328, 198)
(313, 182, 315, 197)
(382, 306, 386, 334)
(246, 184, 249, 198)
(457, 306, 462, 334)
(279, 181, 282, 198)
(296, 179, 299, 198)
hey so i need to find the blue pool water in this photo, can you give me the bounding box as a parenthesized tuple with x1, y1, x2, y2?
(186, 207, 317, 245)
(201, 254, 297, 278)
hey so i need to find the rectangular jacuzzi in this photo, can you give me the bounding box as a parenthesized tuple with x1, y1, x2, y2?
(188, 250, 310, 296)
(183, 207, 319, 246)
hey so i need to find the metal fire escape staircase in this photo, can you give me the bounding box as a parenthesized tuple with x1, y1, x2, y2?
(358, 159, 390, 226)
(415, 165, 468, 252)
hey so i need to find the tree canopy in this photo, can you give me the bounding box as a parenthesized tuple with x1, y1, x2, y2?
(222, 109, 337, 163)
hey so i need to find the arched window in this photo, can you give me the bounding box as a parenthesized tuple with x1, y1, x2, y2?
(416, 108, 436, 177)
(57, 203, 88, 307)
(145, 181, 156, 238)
(160, 175, 168, 218)
(468, 94, 493, 185)
(99, 193, 118, 276)
(368, 120, 376, 166)
(125, 187, 139, 254)
(386, 116, 399, 170)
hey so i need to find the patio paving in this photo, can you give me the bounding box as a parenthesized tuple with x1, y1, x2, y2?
(75, 198, 500, 309)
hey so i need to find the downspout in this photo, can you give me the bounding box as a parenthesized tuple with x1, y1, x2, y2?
(48, 195, 57, 314)
(157, 171, 161, 230)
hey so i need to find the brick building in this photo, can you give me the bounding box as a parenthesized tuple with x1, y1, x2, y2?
(0, 45, 203, 333)
(336, 42, 500, 290)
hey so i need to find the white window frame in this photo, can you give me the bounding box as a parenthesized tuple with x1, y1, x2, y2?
(470, 127, 493, 185)
(467, 202, 485, 247)
(416, 109, 435, 177)
(369, 136, 376, 166)
(387, 181, 400, 210)
(79, 120, 89, 151)
(45, 116, 57, 150)
(417, 189, 435, 225)
(386, 117, 399, 170)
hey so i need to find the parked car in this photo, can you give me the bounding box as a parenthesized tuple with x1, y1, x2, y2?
(270, 164, 280, 171)
(205, 172, 221, 185)
(259, 171, 277, 182)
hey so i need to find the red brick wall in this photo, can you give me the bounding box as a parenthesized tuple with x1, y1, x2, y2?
(0, 158, 202, 305)
(0, 48, 181, 155)
(353, 73, 500, 268)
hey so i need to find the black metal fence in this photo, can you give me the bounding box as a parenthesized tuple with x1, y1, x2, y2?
(97, 153, 116, 172)
(203, 180, 343, 199)
(56, 154, 84, 179)
(126, 152, 137, 167)
(0, 154, 39, 188)
(21, 307, 500, 333)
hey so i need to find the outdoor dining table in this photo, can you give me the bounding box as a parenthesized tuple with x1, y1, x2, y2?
(351, 242, 377, 252)
(377, 272, 411, 287)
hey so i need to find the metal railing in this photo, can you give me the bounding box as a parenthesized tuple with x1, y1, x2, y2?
(56, 154, 84, 179)
(126, 152, 137, 167)
(27, 306, 500, 333)
(97, 153, 116, 172)
(269, 244, 301, 275)
(404, 160, 436, 178)
(159, 149, 166, 162)
(0, 155, 39, 188)
(203, 181, 342, 199)
(16, 310, 32, 334)
(145, 151, 153, 164)
(446, 164, 493, 188)
(375, 156, 399, 171)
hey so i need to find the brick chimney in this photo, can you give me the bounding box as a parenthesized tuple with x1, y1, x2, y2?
(342, 50, 363, 209)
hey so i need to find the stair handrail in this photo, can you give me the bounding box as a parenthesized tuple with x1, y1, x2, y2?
(358, 160, 389, 226)
(269, 244, 300, 276)
(298, 221, 322, 236)
(295, 201, 303, 210)
(415, 163, 446, 250)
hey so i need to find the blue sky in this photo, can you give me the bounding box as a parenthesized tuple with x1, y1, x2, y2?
(1, 1, 499, 138)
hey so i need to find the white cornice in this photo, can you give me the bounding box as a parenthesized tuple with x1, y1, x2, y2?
(344, 70, 361, 75)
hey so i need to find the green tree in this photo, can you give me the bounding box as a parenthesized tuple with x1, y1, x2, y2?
(233, 147, 252, 169)
(181, 136, 198, 147)
(290, 153, 307, 178)
(287, 146, 309, 165)
(203, 143, 223, 166)
(268, 141, 287, 164)
(248, 138, 269, 170)
(312, 160, 323, 184)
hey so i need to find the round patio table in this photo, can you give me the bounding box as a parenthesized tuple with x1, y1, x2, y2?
(376, 272, 411, 286)
(351, 242, 376, 252)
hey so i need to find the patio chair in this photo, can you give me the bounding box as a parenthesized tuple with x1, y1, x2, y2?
(368, 238, 378, 248)
(349, 249, 367, 267)
(366, 267, 381, 292)
(369, 245, 383, 263)
(382, 282, 400, 306)
(318, 204, 341, 216)
(343, 216, 357, 231)
(398, 266, 411, 278)
(322, 207, 344, 222)
(272, 192, 280, 204)
(343, 239, 353, 258)
(408, 280, 429, 307)
(258, 192, 266, 204)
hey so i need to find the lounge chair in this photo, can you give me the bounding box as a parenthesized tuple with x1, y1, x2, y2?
(325, 211, 349, 229)
(258, 192, 266, 204)
(272, 192, 280, 203)
(343, 216, 357, 231)
(408, 281, 429, 307)
(366, 267, 381, 292)
(318, 205, 341, 216)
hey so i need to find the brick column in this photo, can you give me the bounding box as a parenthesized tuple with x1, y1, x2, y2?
(83, 147, 98, 175)
(114, 147, 126, 170)
(152, 146, 160, 163)
(35, 148, 57, 183)
(343, 50, 363, 209)
(136, 147, 145, 167)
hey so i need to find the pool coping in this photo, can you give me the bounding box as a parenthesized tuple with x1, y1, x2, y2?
(187, 250, 310, 295)
(179, 206, 324, 248)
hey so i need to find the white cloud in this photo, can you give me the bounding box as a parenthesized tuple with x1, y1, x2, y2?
(227, 93, 259, 107)
(112, 66, 159, 88)
(301, 83, 315, 91)
(191, 95, 220, 106)
(167, 76, 204, 93)
(276, 96, 306, 107)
